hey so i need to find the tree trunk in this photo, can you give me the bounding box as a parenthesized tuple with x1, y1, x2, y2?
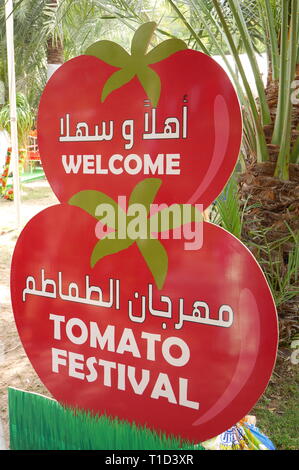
(46, 37, 64, 65)
(46, 0, 64, 80)
(238, 76, 299, 346)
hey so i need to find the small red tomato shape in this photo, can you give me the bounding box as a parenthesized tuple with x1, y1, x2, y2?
(37, 23, 242, 209)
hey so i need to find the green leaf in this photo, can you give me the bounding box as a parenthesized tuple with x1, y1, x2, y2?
(128, 178, 162, 214)
(69, 190, 122, 225)
(215, 179, 242, 239)
(137, 66, 161, 108)
(101, 68, 136, 102)
(137, 239, 168, 290)
(85, 23, 187, 107)
(91, 237, 134, 268)
(131, 22, 157, 57)
(150, 204, 203, 232)
(146, 39, 187, 64)
(85, 40, 130, 68)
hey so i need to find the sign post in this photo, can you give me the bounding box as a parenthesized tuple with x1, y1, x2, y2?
(5, 0, 21, 228)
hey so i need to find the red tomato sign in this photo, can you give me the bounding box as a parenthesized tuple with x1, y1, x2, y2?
(11, 205, 277, 443)
(11, 23, 277, 444)
(37, 46, 242, 209)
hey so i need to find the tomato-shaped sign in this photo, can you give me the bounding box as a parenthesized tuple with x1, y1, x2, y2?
(11, 23, 277, 445)
(11, 199, 277, 443)
(37, 23, 242, 208)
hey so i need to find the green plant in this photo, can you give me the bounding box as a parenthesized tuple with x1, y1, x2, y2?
(0, 92, 33, 148)
(257, 231, 298, 307)
(252, 362, 299, 450)
(166, 0, 298, 172)
(211, 176, 244, 239)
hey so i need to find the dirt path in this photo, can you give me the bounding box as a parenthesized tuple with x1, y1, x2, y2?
(0, 180, 58, 449)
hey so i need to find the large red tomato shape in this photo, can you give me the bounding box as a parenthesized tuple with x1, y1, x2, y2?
(37, 50, 242, 208)
(11, 204, 278, 443)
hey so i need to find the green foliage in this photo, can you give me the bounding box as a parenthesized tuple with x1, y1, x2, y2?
(248, 226, 299, 310)
(165, 0, 299, 176)
(8, 387, 203, 450)
(0, 0, 136, 110)
(86, 22, 186, 106)
(211, 174, 299, 314)
(211, 176, 244, 239)
(70, 178, 201, 290)
(0, 0, 48, 110)
(0, 92, 33, 147)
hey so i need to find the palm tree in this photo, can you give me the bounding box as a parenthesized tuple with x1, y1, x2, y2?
(163, 0, 299, 343)
(45, 0, 64, 79)
(0, 0, 140, 110)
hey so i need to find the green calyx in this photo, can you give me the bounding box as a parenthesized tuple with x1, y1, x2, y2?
(85, 22, 187, 107)
(69, 178, 202, 290)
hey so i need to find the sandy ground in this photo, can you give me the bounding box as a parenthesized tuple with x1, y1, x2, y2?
(0, 179, 58, 449)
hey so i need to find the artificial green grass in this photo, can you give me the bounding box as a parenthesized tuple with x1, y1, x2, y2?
(8, 388, 204, 451)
